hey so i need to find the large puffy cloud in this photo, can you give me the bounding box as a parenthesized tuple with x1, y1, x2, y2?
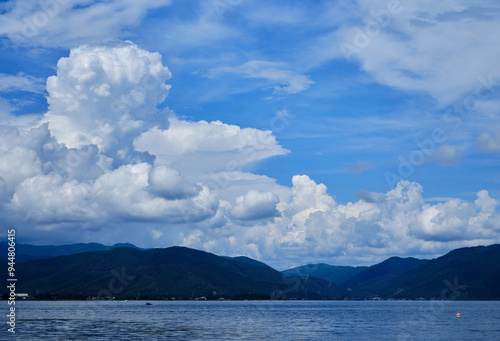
(0, 124, 102, 192)
(288, 175, 335, 214)
(134, 115, 288, 174)
(181, 177, 500, 269)
(92, 163, 218, 222)
(1, 40, 499, 268)
(9, 173, 99, 224)
(43, 42, 171, 156)
(0, 41, 289, 245)
(0, 142, 41, 191)
(2, 128, 218, 227)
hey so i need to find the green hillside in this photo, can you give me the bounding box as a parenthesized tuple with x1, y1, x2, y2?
(5, 243, 499, 300)
(341, 257, 427, 298)
(383, 244, 500, 300)
(11, 246, 344, 300)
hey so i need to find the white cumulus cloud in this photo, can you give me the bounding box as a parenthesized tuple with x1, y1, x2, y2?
(43, 42, 172, 154)
(231, 190, 280, 221)
(134, 115, 288, 174)
(0, 41, 291, 245)
(181, 177, 500, 269)
(0, 38, 499, 268)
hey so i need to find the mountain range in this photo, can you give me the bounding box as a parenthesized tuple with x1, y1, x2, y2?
(281, 245, 500, 300)
(3, 242, 499, 300)
(7, 246, 342, 300)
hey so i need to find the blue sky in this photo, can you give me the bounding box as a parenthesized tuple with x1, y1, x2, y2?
(1, 0, 500, 269)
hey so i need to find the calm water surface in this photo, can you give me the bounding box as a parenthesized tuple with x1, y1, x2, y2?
(3, 300, 500, 340)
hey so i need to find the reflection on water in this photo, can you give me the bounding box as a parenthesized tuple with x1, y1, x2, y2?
(4, 300, 500, 340)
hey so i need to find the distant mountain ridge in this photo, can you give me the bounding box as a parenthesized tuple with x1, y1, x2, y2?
(281, 263, 368, 285)
(0, 242, 146, 263)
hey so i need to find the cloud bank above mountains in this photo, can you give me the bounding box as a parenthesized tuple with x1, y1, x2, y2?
(0, 41, 499, 268)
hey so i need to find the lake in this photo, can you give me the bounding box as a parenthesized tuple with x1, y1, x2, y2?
(4, 300, 500, 340)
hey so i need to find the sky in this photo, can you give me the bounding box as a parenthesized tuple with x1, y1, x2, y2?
(0, 0, 500, 270)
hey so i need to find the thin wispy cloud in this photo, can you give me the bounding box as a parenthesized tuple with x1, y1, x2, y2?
(346, 161, 374, 174)
(0, 0, 172, 48)
(208, 60, 314, 95)
(0, 72, 45, 93)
